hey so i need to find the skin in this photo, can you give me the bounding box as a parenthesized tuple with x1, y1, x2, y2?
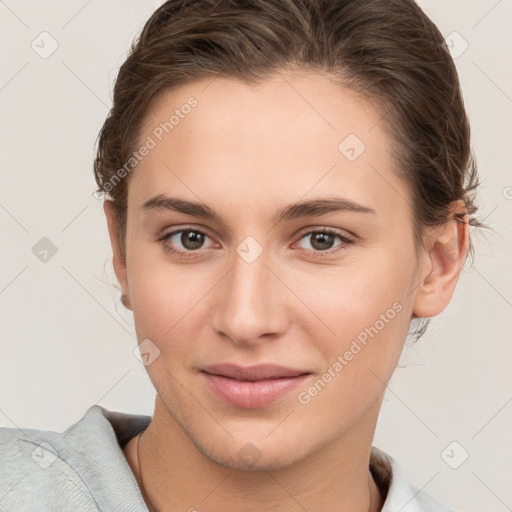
(104, 70, 469, 512)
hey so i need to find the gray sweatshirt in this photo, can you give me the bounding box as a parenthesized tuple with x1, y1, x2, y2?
(0, 405, 454, 511)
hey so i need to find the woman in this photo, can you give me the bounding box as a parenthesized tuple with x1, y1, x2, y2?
(0, 0, 482, 510)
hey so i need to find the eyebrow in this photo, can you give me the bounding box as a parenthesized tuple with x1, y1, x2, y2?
(141, 194, 376, 224)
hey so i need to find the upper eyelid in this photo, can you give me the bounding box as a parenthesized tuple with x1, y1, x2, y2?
(296, 226, 352, 239)
(161, 225, 350, 237)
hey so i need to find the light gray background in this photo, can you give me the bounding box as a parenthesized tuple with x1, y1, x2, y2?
(1, 1, 511, 510)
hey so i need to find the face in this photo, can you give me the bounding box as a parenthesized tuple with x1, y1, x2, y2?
(108, 70, 440, 470)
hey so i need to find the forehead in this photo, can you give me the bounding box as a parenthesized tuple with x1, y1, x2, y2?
(128, 71, 409, 223)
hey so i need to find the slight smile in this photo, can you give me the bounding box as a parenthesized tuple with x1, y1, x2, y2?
(200, 364, 312, 409)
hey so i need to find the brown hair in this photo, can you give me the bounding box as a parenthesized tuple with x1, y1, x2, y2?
(93, 0, 482, 265)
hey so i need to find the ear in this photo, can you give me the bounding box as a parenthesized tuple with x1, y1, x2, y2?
(412, 200, 469, 318)
(103, 200, 132, 310)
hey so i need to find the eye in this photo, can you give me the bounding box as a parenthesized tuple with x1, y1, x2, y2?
(158, 227, 216, 258)
(295, 228, 353, 256)
(158, 226, 353, 259)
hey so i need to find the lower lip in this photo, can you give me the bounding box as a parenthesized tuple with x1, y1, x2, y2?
(201, 372, 310, 409)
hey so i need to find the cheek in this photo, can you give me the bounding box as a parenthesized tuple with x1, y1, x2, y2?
(292, 266, 413, 425)
(126, 241, 222, 349)
(292, 255, 416, 408)
(293, 253, 414, 340)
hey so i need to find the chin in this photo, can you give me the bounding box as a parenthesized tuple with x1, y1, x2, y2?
(191, 432, 312, 472)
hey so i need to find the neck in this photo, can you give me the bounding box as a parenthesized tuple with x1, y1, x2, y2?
(127, 395, 384, 512)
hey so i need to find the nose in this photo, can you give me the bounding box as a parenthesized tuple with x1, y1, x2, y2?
(211, 248, 290, 346)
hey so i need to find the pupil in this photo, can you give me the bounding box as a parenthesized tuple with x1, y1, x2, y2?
(182, 231, 204, 250)
(312, 233, 334, 251)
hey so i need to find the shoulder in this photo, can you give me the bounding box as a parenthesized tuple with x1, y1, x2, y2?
(0, 405, 151, 511)
(0, 417, 99, 511)
(371, 447, 456, 512)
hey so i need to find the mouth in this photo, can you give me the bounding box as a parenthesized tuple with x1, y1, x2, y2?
(200, 363, 311, 409)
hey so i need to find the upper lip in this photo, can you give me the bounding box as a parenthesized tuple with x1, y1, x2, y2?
(201, 364, 310, 381)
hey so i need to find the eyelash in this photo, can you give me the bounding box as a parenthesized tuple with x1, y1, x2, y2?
(158, 226, 353, 259)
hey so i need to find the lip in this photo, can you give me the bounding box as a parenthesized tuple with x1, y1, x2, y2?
(200, 364, 311, 409)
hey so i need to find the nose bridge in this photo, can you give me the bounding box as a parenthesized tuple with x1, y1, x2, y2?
(211, 242, 288, 343)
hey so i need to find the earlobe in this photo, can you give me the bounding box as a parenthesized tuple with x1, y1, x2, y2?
(412, 201, 469, 319)
(103, 200, 132, 310)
